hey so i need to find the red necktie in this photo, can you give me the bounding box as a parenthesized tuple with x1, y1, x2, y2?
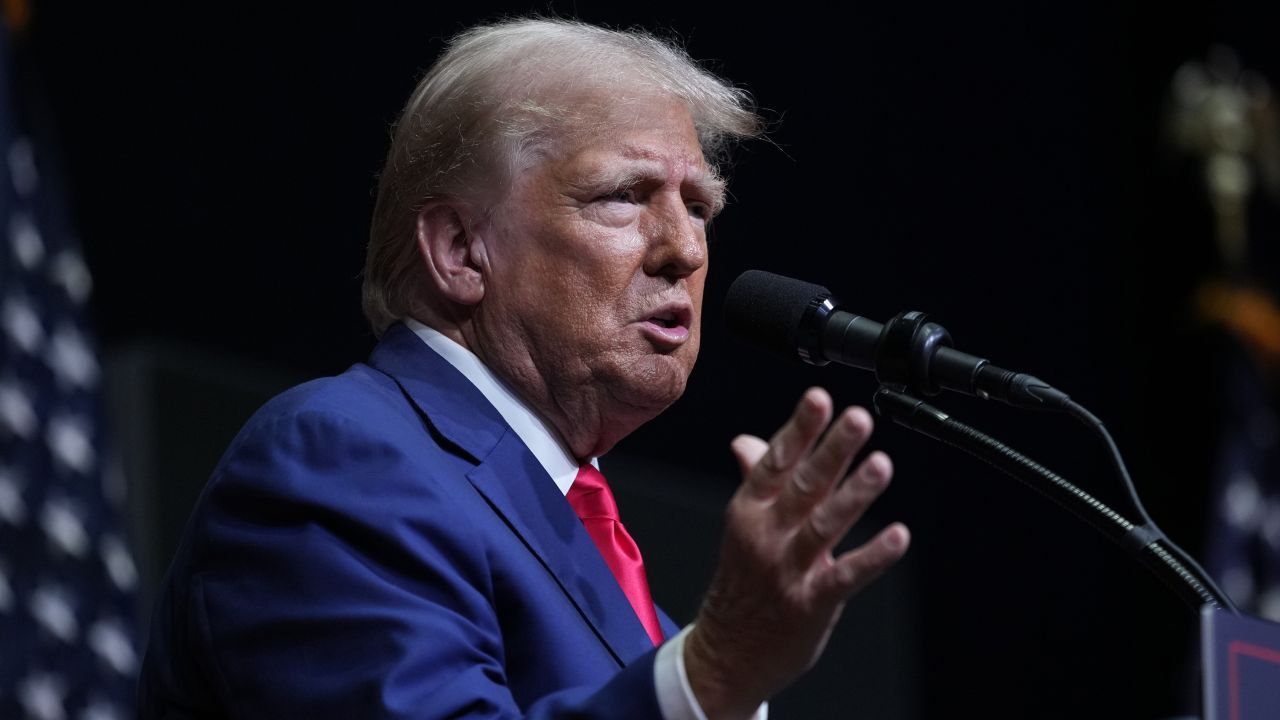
(567, 464, 665, 645)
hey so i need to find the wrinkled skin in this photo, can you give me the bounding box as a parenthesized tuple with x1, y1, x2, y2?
(415, 96, 909, 720)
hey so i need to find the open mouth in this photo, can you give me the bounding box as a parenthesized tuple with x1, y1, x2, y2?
(639, 304, 693, 347)
(644, 305, 691, 331)
(650, 312, 680, 329)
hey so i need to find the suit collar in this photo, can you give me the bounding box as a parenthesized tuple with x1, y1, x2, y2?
(368, 321, 657, 666)
(402, 318, 582, 495)
(368, 322, 507, 464)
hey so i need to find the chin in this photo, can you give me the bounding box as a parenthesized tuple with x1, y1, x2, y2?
(611, 353, 692, 416)
(586, 353, 694, 457)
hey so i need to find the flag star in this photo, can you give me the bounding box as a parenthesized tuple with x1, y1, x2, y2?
(46, 415, 96, 475)
(40, 498, 90, 558)
(8, 136, 40, 197)
(0, 381, 38, 439)
(88, 619, 137, 675)
(100, 535, 137, 591)
(0, 467, 27, 524)
(9, 211, 45, 269)
(29, 584, 79, 642)
(47, 324, 100, 388)
(48, 251, 93, 304)
(1223, 473, 1263, 530)
(79, 698, 123, 720)
(17, 672, 67, 720)
(3, 295, 46, 354)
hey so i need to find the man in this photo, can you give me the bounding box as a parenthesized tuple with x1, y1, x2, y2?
(138, 18, 910, 719)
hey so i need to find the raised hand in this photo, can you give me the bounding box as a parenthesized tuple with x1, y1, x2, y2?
(684, 387, 910, 719)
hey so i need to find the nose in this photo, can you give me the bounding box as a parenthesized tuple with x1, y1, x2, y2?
(643, 192, 706, 280)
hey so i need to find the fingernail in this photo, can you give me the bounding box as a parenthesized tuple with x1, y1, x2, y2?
(885, 524, 909, 550)
(867, 452, 892, 480)
(846, 406, 871, 431)
(803, 388, 830, 415)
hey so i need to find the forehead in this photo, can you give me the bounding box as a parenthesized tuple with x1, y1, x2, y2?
(543, 99, 720, 192)
(570, 95, 698, 151)
(566, 139, 709, 180)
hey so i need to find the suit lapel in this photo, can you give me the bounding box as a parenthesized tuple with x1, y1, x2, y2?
(466, 435, 656, 666)
(369, 323, 655, 666)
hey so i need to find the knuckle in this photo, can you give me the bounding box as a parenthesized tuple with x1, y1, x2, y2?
(759, 449, 785, 474)
(838, 562, 861, 587)
(806, 511, 833, 543)
(792, 465, 820, 496)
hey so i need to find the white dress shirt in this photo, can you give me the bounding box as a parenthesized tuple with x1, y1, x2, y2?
(405, 319, 765, 720)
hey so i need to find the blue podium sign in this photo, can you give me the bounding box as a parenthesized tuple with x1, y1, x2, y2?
(1202, 607, 1280, 720)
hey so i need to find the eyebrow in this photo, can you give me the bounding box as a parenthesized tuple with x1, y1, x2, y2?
(580, 153, 729, 216)
(690, 170, 728, 216)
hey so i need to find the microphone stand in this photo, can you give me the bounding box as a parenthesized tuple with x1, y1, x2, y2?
(873, 386, 1238, 614)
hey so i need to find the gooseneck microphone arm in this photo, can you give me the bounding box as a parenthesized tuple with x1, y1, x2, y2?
(724, 269, 1239, 615)
(873, 387, 1238, 613)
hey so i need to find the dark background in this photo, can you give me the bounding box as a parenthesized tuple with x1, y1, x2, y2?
(18, 1, 1280, 716)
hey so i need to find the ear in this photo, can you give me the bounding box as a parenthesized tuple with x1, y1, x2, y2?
(415, 200, 485, 306)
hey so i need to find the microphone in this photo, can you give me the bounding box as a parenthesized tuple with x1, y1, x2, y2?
(724, 269, 1070, 411)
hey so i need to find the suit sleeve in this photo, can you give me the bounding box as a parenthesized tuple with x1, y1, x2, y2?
(168, 409, 665, 720)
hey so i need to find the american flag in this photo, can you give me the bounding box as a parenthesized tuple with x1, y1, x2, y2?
(0, 14, 139, 720)
(1204, 343, 1280, 622)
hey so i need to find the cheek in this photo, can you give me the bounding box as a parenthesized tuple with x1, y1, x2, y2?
(561, 240, 649, 311)
(540, 218, 642, 270)
(518, 269, 625, 339)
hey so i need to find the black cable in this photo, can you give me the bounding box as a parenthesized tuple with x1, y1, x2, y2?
(874, 387, 1239, 613)
(1059, 398, 1238, 614)
(1060, 399, 1154, 527)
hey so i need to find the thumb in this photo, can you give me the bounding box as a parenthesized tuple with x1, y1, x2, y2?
(730, 434, 769, 480)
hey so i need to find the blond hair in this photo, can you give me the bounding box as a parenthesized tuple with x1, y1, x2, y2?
(362, 18, 761, 336)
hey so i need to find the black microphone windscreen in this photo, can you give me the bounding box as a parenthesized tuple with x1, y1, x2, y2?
(724, 270, 833, 358)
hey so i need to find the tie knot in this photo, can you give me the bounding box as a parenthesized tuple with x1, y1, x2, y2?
(568, 464, 619, 521)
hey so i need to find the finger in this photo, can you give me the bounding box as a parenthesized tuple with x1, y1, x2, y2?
(789, 450, 892, 565)
(773, 407, 874, 526)
(815, 522, 911, 602)
(745, 388, 832, 499)
(730, 434, 768, 478)
(761, 388, 831, 473)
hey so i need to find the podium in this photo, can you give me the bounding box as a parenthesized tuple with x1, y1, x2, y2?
(1202, 608, 1280, 719)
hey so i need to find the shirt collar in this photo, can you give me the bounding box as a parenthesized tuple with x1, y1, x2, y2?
(404, 318, 589, 495)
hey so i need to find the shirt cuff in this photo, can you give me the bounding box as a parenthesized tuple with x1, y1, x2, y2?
(654, 624, 768, 720)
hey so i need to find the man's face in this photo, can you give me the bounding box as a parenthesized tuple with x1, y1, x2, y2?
(474, 97, 722, 445)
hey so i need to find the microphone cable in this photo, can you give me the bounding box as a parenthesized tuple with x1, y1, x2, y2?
(725, 268, 1238, 613)
(874, 386, 1238, 613)
(1058, 396, 1237, 613)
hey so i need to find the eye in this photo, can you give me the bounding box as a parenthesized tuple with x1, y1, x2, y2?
(686, 202, 711, 221)
(600, 187, 638, 204)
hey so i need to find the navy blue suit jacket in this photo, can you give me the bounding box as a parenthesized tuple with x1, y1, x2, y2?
(138, 322, 681, 718)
